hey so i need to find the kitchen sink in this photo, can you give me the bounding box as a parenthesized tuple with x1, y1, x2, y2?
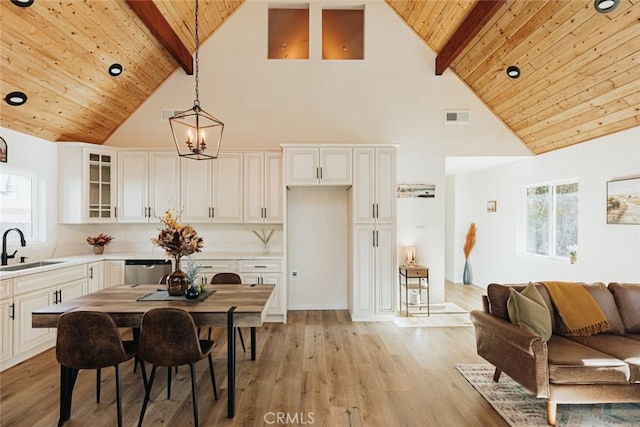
(0, 261, 65, 272)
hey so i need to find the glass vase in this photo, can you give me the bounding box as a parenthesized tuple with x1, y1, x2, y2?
(166, 257, 190, 296)
(463, 258, 471, 285)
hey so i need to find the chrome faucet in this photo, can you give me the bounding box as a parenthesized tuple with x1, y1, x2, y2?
(2, 228, 26, 266)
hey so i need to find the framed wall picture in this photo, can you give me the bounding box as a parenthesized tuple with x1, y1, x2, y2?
(397, 184, 435, 198)
(607, 177, 640, 224)
(487, 200, 497, 212)
(0, 137, 6, 163)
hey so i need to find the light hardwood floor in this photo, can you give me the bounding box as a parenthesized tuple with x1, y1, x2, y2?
(0, 282, 507, 426)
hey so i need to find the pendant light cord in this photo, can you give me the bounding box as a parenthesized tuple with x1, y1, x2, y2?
(194, 0, 200, 108)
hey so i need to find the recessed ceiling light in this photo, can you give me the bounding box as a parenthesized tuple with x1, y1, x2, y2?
(594, 0, 619, 13)
(108, 63, 123, 76)
(10, 0, 34, 7)
(5, 92, 27, 106)
(506, 66, 521, 79)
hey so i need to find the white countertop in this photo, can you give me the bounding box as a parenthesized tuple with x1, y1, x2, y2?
(0, 251, 283, 279)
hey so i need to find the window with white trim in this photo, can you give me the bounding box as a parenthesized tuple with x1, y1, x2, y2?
(525, 180, 578, 258)
(0, 170, 38, 242)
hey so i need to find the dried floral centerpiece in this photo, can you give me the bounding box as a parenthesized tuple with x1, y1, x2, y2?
(151, 210, 203, 295)
(86, 233, 114, 254)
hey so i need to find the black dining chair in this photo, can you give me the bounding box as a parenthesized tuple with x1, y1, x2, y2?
(137, 307, 218, 427)
(210, 272, 246, 352)
(56, 311, 145, 427)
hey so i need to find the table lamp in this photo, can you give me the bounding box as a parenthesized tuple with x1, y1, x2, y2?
(404, 246, 416, 266)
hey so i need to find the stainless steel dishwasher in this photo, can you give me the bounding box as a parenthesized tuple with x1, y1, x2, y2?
(124, 259, 172, 284)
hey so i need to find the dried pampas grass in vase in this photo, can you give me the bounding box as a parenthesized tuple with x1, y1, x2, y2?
(462, 222, 476, 285)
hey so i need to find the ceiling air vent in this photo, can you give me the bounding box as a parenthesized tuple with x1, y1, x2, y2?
(161, 109, 183, 122)
(444, 110, 470, 124)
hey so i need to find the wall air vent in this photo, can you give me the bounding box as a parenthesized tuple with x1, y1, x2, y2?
(444, 110, 470, 124)
(161, 109, 183, 122)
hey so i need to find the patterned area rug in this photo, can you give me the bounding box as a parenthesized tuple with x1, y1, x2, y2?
(456, 364, 640, 426)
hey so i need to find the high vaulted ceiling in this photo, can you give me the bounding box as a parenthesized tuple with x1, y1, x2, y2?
(1, 0, 639, 154)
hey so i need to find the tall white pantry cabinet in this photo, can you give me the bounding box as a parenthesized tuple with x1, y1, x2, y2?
(349, 147, 397, 321)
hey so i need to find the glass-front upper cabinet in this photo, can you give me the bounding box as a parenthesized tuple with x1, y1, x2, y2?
(59, 144, 117, 223)
(88, 152, 114, 220)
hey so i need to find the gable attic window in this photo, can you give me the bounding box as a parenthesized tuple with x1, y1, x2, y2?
(268, 7, 309, 59)
(322, 8, 364, 60)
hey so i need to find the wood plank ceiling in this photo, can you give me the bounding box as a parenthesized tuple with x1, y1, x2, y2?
(1, 0, 639, 154)
(387, 0, 640, 154)
(0, 0, 243, 144)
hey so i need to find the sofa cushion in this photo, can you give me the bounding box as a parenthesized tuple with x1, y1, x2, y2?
(488, 283, 556, 331)
(609, 283, 640, 333)
(567, 335, 640, 382)
(581, 282, 625, 335)
(547, 335, 629, 384)
(507, 283, 552, 341)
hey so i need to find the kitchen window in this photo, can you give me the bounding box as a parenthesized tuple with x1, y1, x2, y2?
(524, 180, 578, 258)
(0, 170, 38, 241)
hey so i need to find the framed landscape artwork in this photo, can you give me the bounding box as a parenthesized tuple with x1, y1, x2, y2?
(397, 184, 435, 198)
(607, 177, 640, 225)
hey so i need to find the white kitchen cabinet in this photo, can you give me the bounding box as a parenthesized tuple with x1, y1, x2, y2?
(13, 287, 56, 357)
(3, 264, 87, 371)
(104, 261, 124, 288)
(190, 259, 240, 285)
(58, 144, 117, 223)
(181, 153, 243, 223)
(13, 278, 85, 364)
(351, 225, 396, 320)
(0, 298, 12, 366)
(348, 146, 397, 321)
(285, 147, 352, 186)
(0, 279, 13, 367)
(239, 260, 283, 319)
(87, 261, 104, 293)
(353, 148, 396, 224)
(118, 151, 180, 222)
(244, 153, 283, 223)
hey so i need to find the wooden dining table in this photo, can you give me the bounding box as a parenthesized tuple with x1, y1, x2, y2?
(32, 283, 275, 421)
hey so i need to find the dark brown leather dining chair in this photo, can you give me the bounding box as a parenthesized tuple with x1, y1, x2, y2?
(56, 311, 143, 427)
(137, 307, 218, 427)
(210, 272, 246, 352)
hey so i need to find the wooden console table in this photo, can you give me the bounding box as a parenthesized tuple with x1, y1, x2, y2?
(398, 265, 429, 317)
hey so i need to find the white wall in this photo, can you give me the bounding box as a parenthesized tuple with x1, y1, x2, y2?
(449, 127, 640, 287)
(287, 190, 348, 309)
(105, 0, 527, 155)
(53, 222, 283, 258)
(104, 0, 529, 305)
(0, 127, 58, 261)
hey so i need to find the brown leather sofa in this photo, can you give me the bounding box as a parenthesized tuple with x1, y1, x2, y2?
(470, 282, 640, 426)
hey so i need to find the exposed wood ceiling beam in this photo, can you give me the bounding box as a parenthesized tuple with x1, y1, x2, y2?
(435, 0, 506, 76)
(125, 0, 193, 75)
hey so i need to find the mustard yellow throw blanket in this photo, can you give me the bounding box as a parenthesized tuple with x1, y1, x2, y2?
(542, 281, 610, 336)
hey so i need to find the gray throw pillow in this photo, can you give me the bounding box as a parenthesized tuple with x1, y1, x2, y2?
(507, 283, 552, 342)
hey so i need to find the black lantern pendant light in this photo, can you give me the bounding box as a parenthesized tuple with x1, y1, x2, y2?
(169, 0, 224, 160)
